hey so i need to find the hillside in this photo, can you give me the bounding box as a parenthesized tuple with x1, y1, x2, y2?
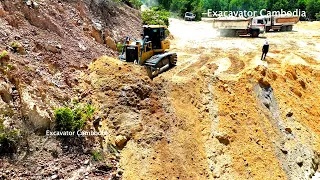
(1, 1, 320, 180)
(0, 0, 141, 179)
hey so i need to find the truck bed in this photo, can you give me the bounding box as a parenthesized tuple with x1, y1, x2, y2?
(274, 16, 299, 26)
(213, 18, 249, 30)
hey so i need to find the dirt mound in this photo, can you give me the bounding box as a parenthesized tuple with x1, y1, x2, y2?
(0, 0, 141, 130)
(1, 4, 320, 179)
(0, 0, 142, 179)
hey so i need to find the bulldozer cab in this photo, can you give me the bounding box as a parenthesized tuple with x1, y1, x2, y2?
(142, 25, 167, 50)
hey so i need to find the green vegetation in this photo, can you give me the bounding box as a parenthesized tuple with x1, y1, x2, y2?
(3, 109, 14, 118)
(91, 150, 103, 161)
(54, 103, 95, 132)
(116, 42, 124, 52)
(6, 64, 14, 70)
(10, 42, 20, 48)
(115, 0, 142, 9)
(316, 12, 320, 20)
(143, 0, 320, 20)
(0, 119, 19, 155)
(0, 50, 7, 59)
(128, 0, 143, 9)
(142, 7, 170, 26)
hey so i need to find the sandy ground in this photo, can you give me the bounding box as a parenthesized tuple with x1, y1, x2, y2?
(118, 19, 320, 180)
(165, 19, 320, 81)
(86, 19, 320, 180)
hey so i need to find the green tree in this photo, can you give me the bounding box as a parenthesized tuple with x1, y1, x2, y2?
(141, 7, 170, 26)
(306, 0, 320, 19)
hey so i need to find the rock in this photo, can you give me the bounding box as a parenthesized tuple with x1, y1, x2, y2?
(84, 159, 90, 165)
(286, 108, 293, 117)
(115, 135, 128, 148)
(93, 22, 102, 31)
(280, 147, 288, 154)
(78, 43, 87, 51)
(20, 88, 52, 131)
(229, 113, 236, 120)
(296, 157, 303, 167)
(32, 1, 39, 8)
(105, 36, 117, 51)
(91, 23, 104, 44)
(51, 174, 58, 179)
(215, 133, 230, 146)
(45, 44, 61, 53)
(290, 87, 302, 97)
(26, 0, 32, 6)
(11, 42, 26, 55)
(210, 164, 215, 171)
(0, 6, 6, 17)
(0, 82, 12, 103)
(285, 127, 292, 134)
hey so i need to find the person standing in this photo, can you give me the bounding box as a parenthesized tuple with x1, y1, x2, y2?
(261, 40, 269, 60)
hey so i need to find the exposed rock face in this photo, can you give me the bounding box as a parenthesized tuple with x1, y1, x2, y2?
(91, 22, 104, 44)
(105, 36, 117, 51)
(115, 135, 128, 149)
(0, 81, 12, 104)
(20, 88, 52, 131)
(0, 0, 142, 178)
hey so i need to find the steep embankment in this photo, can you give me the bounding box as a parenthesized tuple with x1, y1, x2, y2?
(83, 19, 320, 180)
(1, 1, 320, 179)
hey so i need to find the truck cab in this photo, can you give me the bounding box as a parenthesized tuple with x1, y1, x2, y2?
(251, 17, 266, 34)
(184, 12, 196, 21)
(254, 15, 299, 32)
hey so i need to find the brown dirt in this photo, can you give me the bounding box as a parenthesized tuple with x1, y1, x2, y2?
(0, 0, 142, 179)
(96, 19, 320, 180)
(1, 2, 320, 179)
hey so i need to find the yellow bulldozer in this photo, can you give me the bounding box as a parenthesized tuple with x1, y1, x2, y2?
(119, 25, 177, 79)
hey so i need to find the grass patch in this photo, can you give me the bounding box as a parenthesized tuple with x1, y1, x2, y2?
(91, 150, 103, 161)
(6, 63, 15, 70)
(0, 119, 20, 155)
(10, 42, 20, 48)
(0, 50, 7, 59)
(116, 42, 124, 52)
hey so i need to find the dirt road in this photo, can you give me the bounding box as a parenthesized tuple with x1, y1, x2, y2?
(116, 19, 320, 180)
(165, 18, 320, 81)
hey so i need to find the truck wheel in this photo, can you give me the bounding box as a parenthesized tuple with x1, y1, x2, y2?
(230, 30, 236, 37)
(287, 25, 293, 31)
(280, 26, 286, 32)
(266, 27, 271, 32)
(251, 30, 259, 37)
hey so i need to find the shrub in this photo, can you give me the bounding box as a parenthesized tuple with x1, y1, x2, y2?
(316, 12, 320, 20)
(117, 42, 124, 52)
(91, 150, 103, 161)
(114, 0, 142, 9)
(0, 50, 7, 59)
(0, 119, 19, 155)
(10, 42, 20, 48)
(6, 64, 15, 70)
(127, 0, 142, 9)
(54, 103, 95, 132)
(142, 7, 170, 26)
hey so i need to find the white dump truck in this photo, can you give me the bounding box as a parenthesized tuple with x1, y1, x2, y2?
(185, 12, 196, 21)
(213, 17, 265, 37)
(255, 15, 299, 32)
